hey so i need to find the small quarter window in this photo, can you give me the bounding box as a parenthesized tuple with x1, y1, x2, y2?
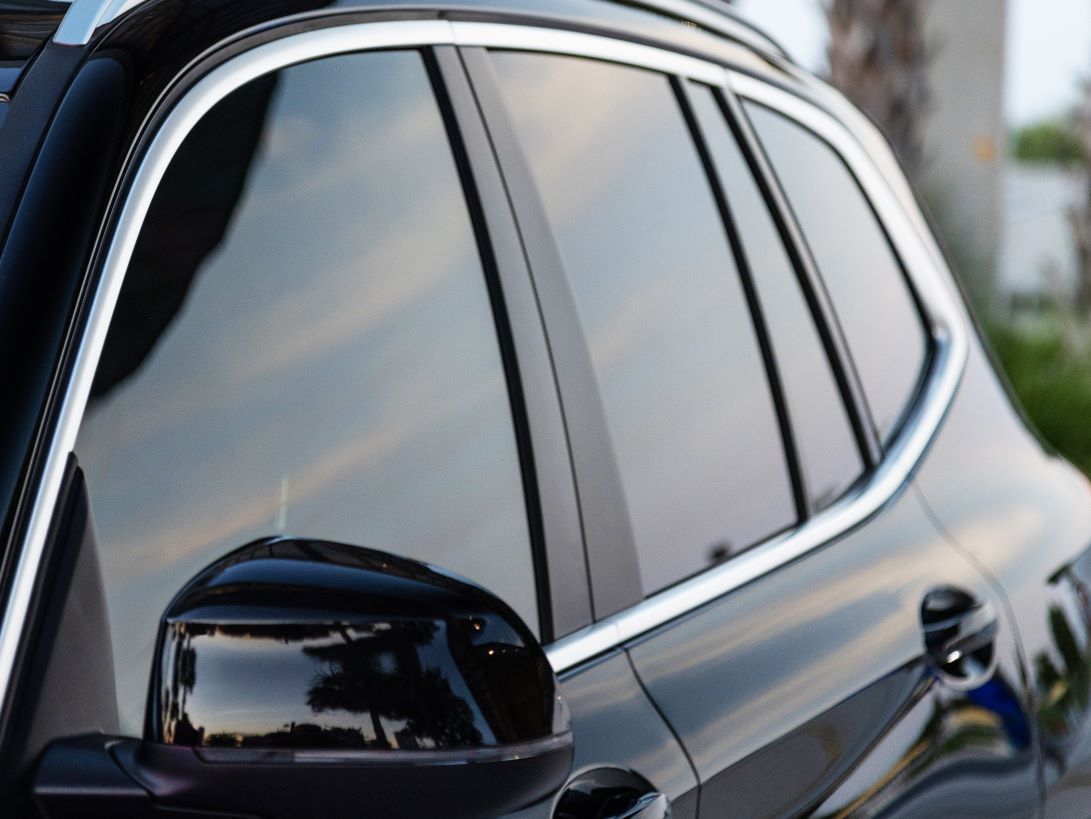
(747, 102, 929, 442)
(690, 86, 864, 510)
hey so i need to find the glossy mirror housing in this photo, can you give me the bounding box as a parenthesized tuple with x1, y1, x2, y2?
(151, 537, 570, 754)
(29, 537, 580, 817)
(34, 538, 573, 818)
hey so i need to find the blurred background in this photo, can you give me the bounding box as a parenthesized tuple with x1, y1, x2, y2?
(729, 0, 1091, 476)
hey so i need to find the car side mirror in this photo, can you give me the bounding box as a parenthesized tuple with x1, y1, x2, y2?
(32, 537, 573, 818)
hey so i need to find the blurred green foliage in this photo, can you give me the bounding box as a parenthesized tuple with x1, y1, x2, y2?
(1012, 120, 1083, 166)
(987, 316, 1091, 476)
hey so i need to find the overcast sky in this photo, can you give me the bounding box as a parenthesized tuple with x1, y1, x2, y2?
(733, 0, 1091, 127)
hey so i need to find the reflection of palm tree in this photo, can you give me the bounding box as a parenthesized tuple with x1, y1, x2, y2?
(303, 623, 482, 749)
(1037, 605, 1090, 731)
(825, 0, 929, 178)
(161, 623, 202, 745)
(1035, 567, 1091, 750)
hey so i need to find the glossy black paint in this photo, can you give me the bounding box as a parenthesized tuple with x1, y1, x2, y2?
(0, 48, 123, 592)
(34, 730, 577, 819)
(554, 766, 668, 819)
(507, 652, 698, 819)
(2, 1, 1091, 818)
(152, 537, 568, 750)
(627, 485, 1039, 818)
(913, 334, 1091, 816)
(0, 53, 131, 787)
(33, 537, 576, 818)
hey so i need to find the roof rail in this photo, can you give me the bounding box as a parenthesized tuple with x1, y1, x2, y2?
(53, 0, 141, 46)
(51, 0, 789, 62)
(658, 0, 788, 59)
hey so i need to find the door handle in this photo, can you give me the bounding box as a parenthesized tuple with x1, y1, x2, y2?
(612, 791, 670, 819)
(554, 768, 671, 819)
(920, 587, 999, 685)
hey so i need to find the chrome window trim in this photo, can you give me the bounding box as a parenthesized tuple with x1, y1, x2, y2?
(452, 22, 727, 83)
(0, 21, 967, 711)
(549, 73, 968, 672)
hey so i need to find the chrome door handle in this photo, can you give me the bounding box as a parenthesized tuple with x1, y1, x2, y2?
(612, 792, 670, 819)
(554, 768, 671, 819)
(921, 587, 999, 685)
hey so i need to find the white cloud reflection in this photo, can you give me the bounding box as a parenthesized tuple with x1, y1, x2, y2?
(77, 51, 534, 734)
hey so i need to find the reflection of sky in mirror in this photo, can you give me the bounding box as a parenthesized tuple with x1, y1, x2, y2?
(492, 53, 796, 594)
(687, 85, 862, 509)
(76, 51, 535, 735)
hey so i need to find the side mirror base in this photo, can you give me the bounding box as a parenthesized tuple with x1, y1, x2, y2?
(35, 732, 573, 818)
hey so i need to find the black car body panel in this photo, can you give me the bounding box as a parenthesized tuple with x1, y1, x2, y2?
(916, 334, 1091, 814)
(629, 483, 1039, 818)
(0, 1, 1089, 817)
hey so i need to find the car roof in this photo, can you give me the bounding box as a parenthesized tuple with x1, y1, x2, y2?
(41, 0, 788, 57)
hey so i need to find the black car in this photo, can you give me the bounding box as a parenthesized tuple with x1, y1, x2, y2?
(0, 0, 1090, 816)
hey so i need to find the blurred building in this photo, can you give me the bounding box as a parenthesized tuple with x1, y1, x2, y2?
(917, 0, 1007, 308)
(734, 0, 1041, 310)
(998, 163, 1081, 305)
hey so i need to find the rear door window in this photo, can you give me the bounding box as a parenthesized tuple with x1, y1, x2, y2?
(490, 52, 797, 595)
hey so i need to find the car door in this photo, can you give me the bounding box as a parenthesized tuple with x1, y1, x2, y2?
(0, 22, 698, 818)
(466, 36, 1042, 817)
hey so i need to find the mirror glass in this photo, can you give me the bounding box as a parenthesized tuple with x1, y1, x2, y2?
(152, 538, 569, 754)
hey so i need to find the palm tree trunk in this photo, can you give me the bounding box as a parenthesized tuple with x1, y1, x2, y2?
(826, 0, 929, 181)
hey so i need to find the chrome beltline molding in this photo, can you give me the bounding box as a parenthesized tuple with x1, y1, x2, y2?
(0, 20, 967, 713)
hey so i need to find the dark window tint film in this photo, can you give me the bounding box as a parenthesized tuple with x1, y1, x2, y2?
(690, 86, 863, 510)
(746, 102, 928, 442)
(491, 52, 796, 595)
(75, 50, 536, 735)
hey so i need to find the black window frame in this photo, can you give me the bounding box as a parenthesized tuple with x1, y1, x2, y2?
(687, 80, 878, 515)
(720, 86, 884, 472)
(432, 46, 593, 641)
(738, 97, 935, 454)
(460, 46, 645, 620)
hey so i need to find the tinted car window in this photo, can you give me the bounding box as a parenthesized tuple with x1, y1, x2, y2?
(491, 52, 796, 595)
(690, 86, 864, 510)
(75, 50, 537, 736)
(746, 102, 928, 441)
